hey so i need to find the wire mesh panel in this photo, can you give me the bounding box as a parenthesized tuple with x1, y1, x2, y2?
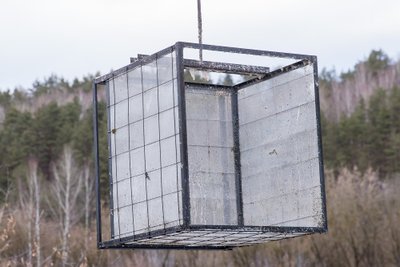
(93, 42, 327, 250)
(185, 85, 237, 225)
(106, 51, 183, 240)
(239, 64, 323, 227)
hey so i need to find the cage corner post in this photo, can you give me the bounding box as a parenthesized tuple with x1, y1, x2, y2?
(311, 57, 328, 232)
(175, 42, 191, 229)
(92, 81, 104, 249)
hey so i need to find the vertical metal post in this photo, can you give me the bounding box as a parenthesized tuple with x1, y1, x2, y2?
(106, 80, 116, 239)
(92, 81, 103, 248)
(312, 57, 328, 231)
(231, 90, 244, 226)
(175, 42, 191, 227)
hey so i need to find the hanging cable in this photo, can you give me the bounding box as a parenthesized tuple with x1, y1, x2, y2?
(197, 0, 203, 62)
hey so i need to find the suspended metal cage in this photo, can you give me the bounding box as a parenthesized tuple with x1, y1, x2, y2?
(92, 42, 327, 250)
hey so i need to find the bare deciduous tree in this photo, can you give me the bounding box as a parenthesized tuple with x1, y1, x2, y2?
(50, 146, 83, 267)
(30, 159, 41, 267)
(18, 158, 41, 267)
(82, 162, 93, 249)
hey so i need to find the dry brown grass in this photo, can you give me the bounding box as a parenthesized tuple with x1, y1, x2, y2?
(0, 169, 399, 266)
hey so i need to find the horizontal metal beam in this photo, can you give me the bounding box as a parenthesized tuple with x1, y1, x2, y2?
(188, 224, 326, 233)
(183, 59, 269, 75)
(184, 82, 233, 91)
(235, 59, 312, 90)
(137, 54, 149, 60)
(99, 241, 233, 250)
(177, 41, 317, 61)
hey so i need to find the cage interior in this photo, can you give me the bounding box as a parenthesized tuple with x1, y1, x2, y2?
(183, 46, 324, 230)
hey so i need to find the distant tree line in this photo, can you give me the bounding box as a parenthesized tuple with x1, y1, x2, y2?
(0, 51, 398, 266)
(322, 85, 400, 176)
(0, 85, 108, 202)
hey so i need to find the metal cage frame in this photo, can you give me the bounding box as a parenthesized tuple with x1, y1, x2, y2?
(93, 42, 328, 250)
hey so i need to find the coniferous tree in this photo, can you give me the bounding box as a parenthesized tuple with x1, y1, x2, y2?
(367, 89, 391, 175)
(31, 102, 63, 179)
(347, 99, 368, 171)
(57, 99, 81, 145)
(0, 109, 33, 199)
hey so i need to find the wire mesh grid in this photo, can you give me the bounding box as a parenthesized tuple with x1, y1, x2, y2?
(124, 229, 307, 248)
(106, 51, 183, 239)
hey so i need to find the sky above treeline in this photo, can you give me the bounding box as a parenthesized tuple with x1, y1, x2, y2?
(1, 0, 399, 91)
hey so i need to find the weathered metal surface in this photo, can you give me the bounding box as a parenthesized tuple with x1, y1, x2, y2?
(183, 59, 270, 75)
(93, 42, 326, 250)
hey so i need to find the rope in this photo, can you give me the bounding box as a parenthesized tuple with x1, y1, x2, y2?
(197, 0, 203, 62)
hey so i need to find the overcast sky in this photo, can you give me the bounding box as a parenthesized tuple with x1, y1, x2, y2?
(1, 0, 399, 91)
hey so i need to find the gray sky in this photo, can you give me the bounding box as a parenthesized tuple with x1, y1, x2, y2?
(1, 0, 399, 91)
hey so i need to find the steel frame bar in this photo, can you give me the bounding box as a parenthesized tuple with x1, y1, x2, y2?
(183, 59, 270, 75)
(178, 42, 316, 61)
(231, 90, 244, 226)
(92, 82, 102, 248)
(175, 43, 191, 227)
